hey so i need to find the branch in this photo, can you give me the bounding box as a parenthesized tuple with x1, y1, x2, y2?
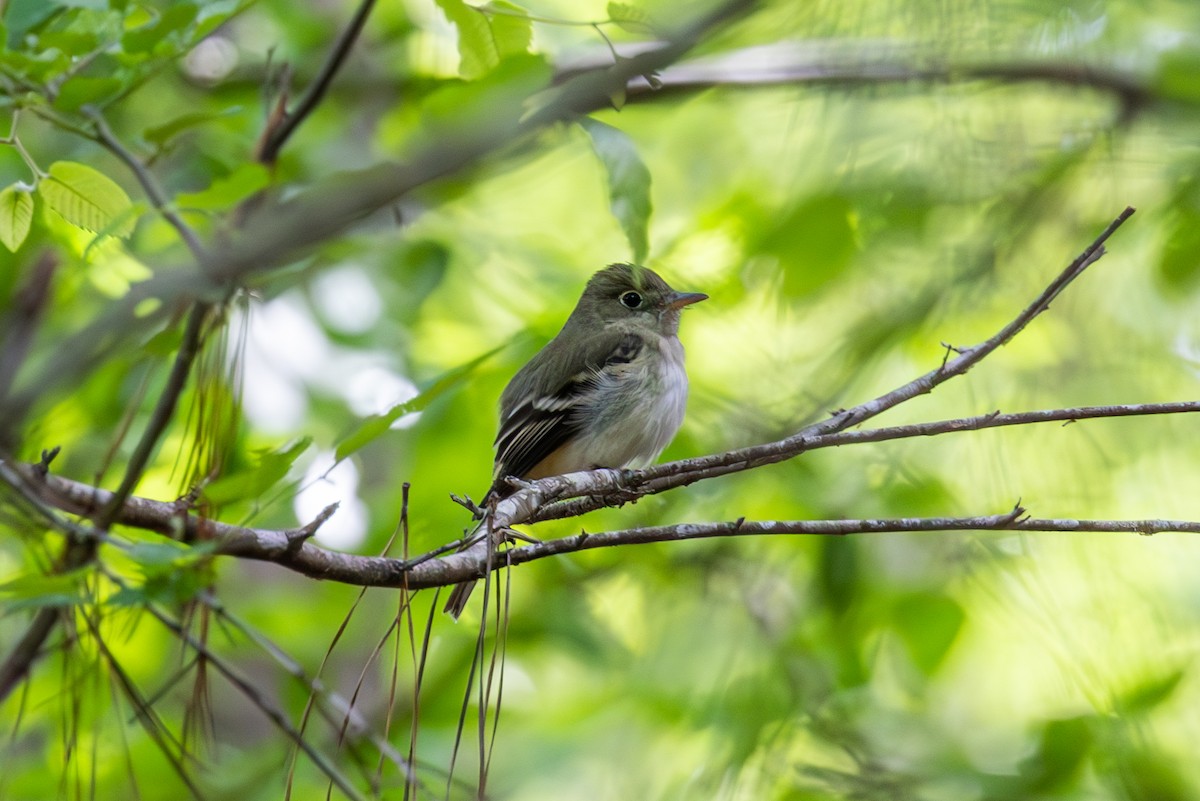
(502, 207, 1136, 523)
(88, 110, 206, 259)
(0, 204, 1151, 598)
(0, 302, 210, 704)
(14, 453, 1200, 591)
(5, 395, 1198, 591)
(587, 45, 1152, 117)
(257, 0, 378, 164)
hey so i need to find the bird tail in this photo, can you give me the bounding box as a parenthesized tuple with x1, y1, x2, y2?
(443, 580, 475, 620)
(443, 496, 494, 620)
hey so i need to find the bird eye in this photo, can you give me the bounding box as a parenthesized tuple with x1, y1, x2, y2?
(619, 291, 643, 309)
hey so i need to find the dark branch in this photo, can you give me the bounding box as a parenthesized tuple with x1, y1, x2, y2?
(257, 0, 378, 164)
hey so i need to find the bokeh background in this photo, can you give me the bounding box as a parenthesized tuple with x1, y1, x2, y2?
(3, 0, 1200, 799)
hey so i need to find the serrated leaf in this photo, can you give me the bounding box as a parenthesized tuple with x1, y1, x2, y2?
(581, 118, 652, 263)
(0, 184, 34, 251)
(39, 161, 135, 237)
(607, 2, 658, 35)
(335, 346, 502, 461)
(436, 0, 531, 79)
(204, 437, 313, 506)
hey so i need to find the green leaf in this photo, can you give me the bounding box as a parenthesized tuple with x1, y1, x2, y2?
(1117, 667, 1187, 714)
(203, 437, 313, 506)
(121, 2, 198, 53)
(125, 540, 201, 568)
(891, 591, 965, 675)
(0, 571, 87, 610)
(581, 118, 653, 263)
(175, 163, 271, 211)
(5, 0, 61, 46)
(1155, 47, 1200, 104)
(607, 2, 658, 35)
(817, 537, 859, 617)
(1018, 716, 1093, 792)
(335, 346, 503, 461)
(52, 76, 123, 112)
(0, 184, 34, 252)
(143, 107, 242, 145)
(39, 161, 135, 237)
(1160, 202, 1200, 288)
(436, 0, 532, 79)
(759, 194, 858, 296)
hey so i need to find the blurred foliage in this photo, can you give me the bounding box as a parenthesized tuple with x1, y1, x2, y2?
(2, 0, 1200, 800)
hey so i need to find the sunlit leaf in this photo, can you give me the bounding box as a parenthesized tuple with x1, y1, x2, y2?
(607, 2, 658, 35)
(581, 118, 653, 263)
(39, 161, 135, 237)
(436, 0, 531, 79)
(0, 184, 34, 251)
(1117, 667, 1187, 714)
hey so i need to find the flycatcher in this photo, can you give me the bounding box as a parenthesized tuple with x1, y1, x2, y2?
(444, 263, 707, 618)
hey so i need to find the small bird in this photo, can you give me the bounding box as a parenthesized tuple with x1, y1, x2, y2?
(444, 263, 707, 618)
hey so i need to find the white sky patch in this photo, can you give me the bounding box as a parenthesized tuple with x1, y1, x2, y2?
(237, 291, 420, 434)
(294, 451, 369, 551)
(311, 265, 383, 335)
(345, 366, 421, 429)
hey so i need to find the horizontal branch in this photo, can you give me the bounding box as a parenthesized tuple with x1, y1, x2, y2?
(590, 44, 1151, 112)
(5, 395, 1197, 591)
(498, 207, 1135, 524)
(526, 399, 1200, 522)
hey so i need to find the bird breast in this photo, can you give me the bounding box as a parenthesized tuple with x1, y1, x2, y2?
(568, 334, 689, 470)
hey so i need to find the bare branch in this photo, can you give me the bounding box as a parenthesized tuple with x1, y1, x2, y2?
(257, 0, 379, 164)
(505, 207, 1136, 523)
(592, 45, 1152, 117)
(6, 393, 1200, 592)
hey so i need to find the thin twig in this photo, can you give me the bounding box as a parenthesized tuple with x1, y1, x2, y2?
(257, 0, 379, 164)
(87, 110, 206, 259)
(0, 301, 211, 702)
(514, 207, 1137, 523)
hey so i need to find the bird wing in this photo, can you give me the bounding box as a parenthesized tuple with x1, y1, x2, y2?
(492, 331, 643, 489)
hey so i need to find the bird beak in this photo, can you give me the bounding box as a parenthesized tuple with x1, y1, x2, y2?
(666, 291, 708, 310)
